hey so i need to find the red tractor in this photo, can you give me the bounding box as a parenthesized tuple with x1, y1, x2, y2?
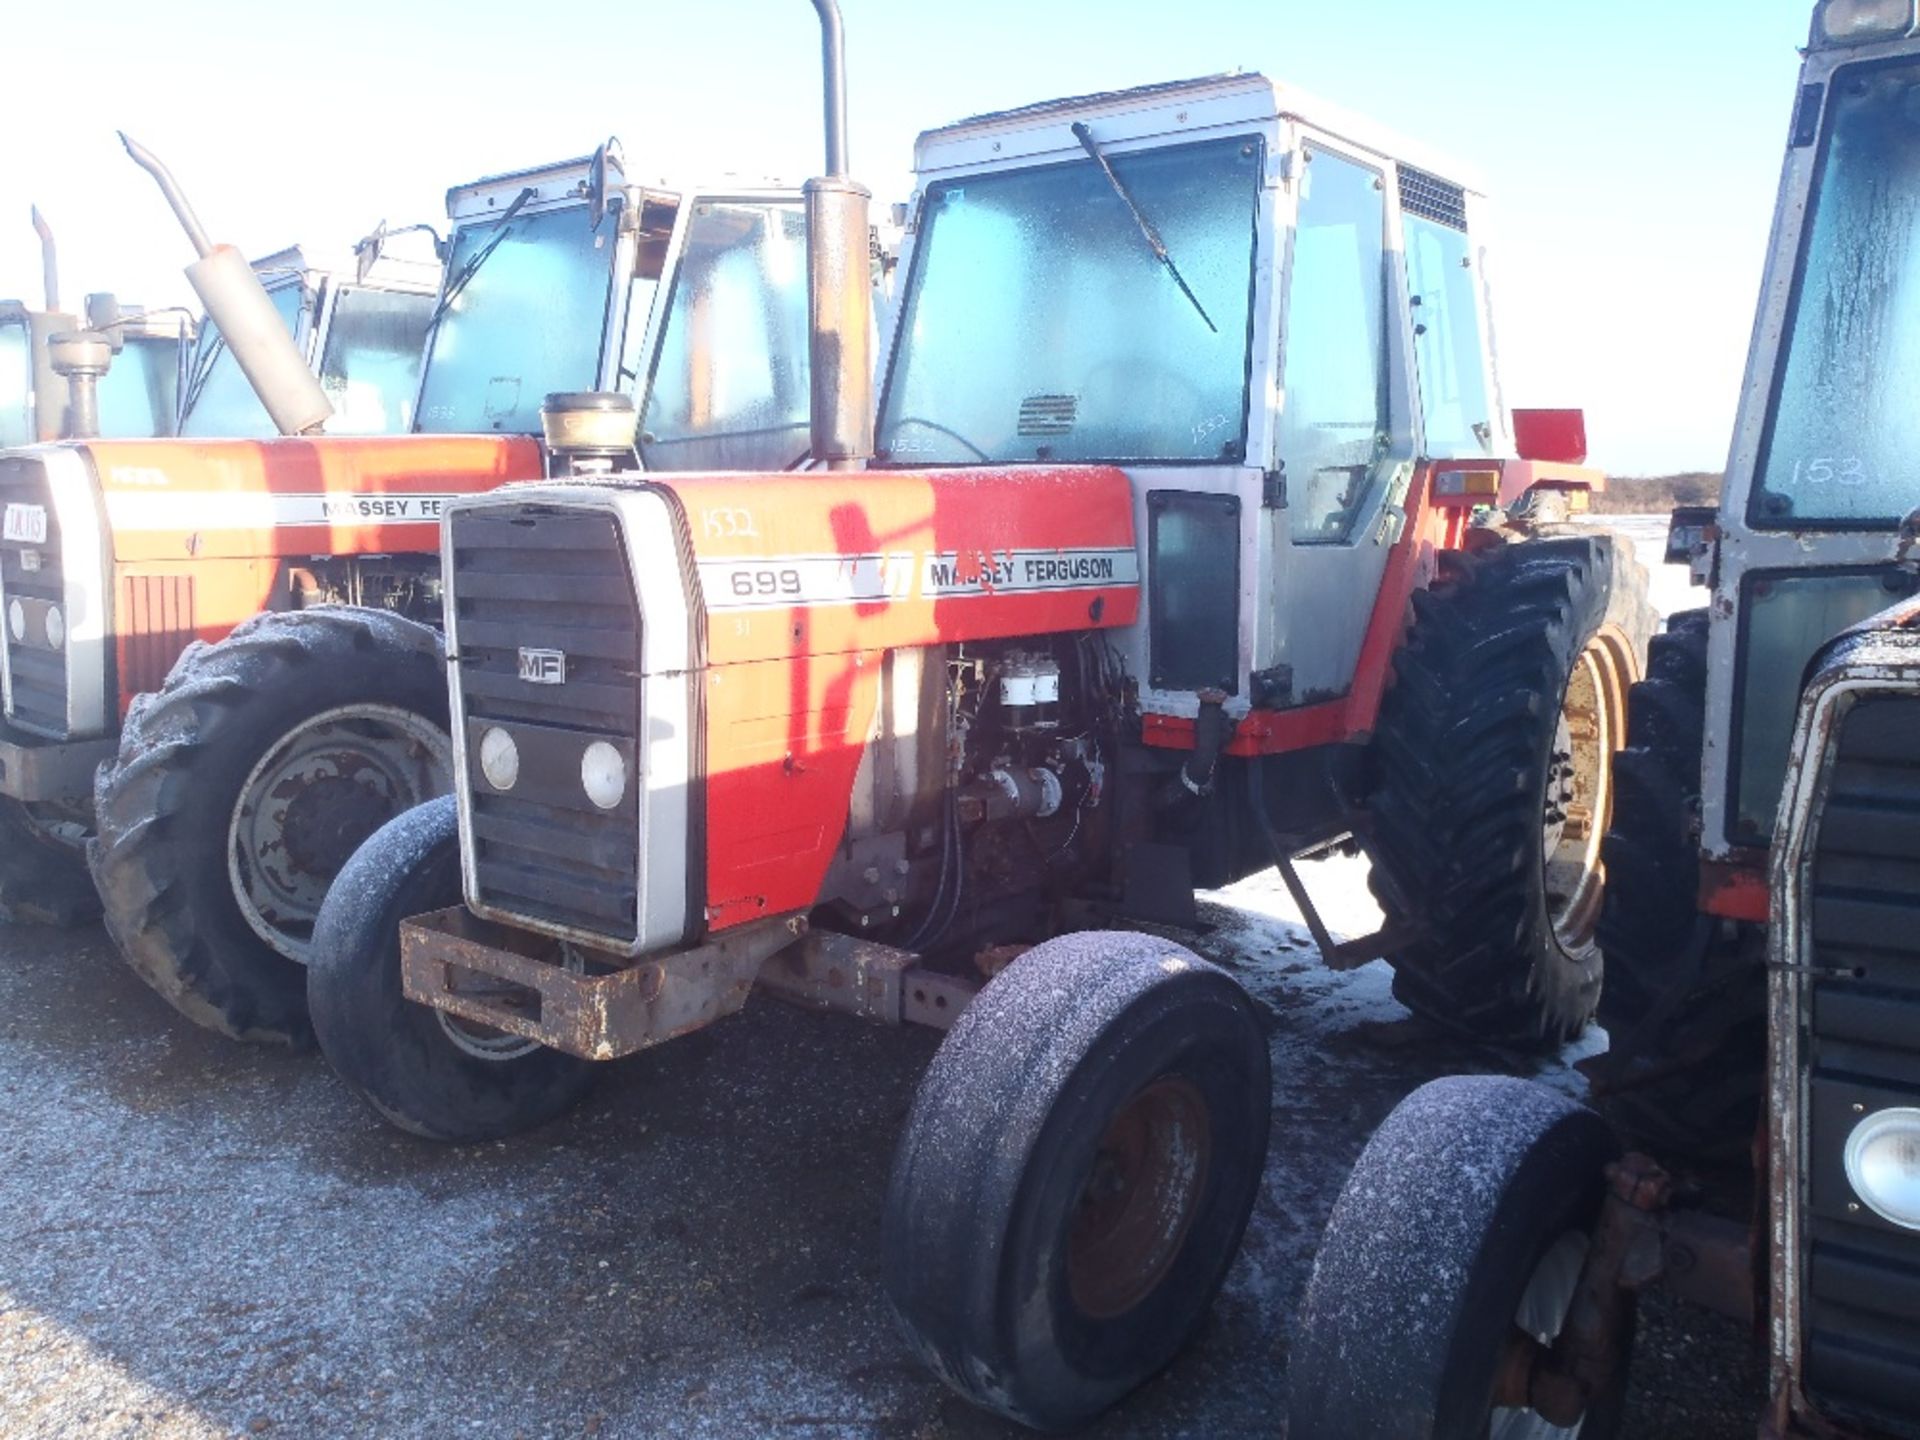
(0, 141, 823, 1048)
(306, 4, 1652, 1429)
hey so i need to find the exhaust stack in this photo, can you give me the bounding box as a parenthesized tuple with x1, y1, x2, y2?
(30, 205, 58, 313)
(119, 132, 333, 436)
(804, 0, 873, 470)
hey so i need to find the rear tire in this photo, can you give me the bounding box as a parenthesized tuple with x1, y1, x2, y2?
(1367, 534, 1652, 1045)
(1291, 1075, 1632, 1440)
(1593, 610, 1765, 1164)
(0, 796, 98, 926)
(89, 607, 453, 1046)
(309, 796, 594, 1141)
(882, 931, 1270, 1432)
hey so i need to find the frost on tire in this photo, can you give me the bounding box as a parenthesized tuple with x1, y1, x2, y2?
(88, 606, 453, 1046)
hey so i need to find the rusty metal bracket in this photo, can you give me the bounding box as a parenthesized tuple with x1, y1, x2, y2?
(755, 930, 977, 1031)
(400, 907, 806, 1061)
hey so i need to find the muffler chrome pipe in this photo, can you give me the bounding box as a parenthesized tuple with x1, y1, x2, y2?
(804, 0, 873, 469)
(120, 132, 334, 436)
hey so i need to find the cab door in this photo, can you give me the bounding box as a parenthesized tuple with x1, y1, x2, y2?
(1258, 132, 1418, 705)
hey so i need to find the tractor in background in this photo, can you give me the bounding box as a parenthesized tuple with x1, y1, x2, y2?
(1292, 7, 1920, 1436)
(304, 2, 1651, 1429)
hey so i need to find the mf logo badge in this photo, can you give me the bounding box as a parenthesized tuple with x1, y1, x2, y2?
(518, 648, 567, 685)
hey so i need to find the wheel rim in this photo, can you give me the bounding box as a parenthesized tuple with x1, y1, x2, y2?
(1542, 630, 1633, 950)
(1065, 1074, 1214, 1320)
(228, 704, 453, 964)
(1490, 1229, 1593, 1439)
(435, 944, 586, 1062)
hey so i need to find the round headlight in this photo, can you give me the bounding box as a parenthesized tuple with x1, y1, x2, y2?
(1845, 1106, 1920, 1230)
(478, 727, 520, 792)
(581, 740, 628, 810)
(43, 605, 63, 652)
(7, 599, 22, 642)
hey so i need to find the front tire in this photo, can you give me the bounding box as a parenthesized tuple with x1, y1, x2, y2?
(308, 796, 594, 1141)
(1291, 1075, 1632, 1440)
(1367, 535, 1652, 1044)
(882, 931, 1271, 1432)
(89, 607, 453, 1045)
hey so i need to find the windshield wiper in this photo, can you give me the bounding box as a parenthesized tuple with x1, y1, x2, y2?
(1071, 122, 1217, 334)
(425, 186, 535, 333)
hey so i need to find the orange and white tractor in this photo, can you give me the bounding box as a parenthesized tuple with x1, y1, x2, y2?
(0, 142, 821, 1043)
(304, 4, 1654, 1430)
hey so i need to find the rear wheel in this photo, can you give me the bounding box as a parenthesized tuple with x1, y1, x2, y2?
(1592, 610, 1765, 1164)
(882, 931, 1270, 1432)
(308, 796, 594, 1141)
(89, 607, 452, 1045)
(1290, 1075, 1633, 1440)
(1367, 535, 1653, 1044)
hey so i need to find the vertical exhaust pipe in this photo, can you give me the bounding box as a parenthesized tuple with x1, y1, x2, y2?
(119, 132, 334, 437)
(804, 0, 873, 470)
(30, 205, 59, 313)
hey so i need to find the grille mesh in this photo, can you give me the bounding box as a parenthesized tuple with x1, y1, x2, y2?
(0, 457, 69, 736)
(450, 504, 643, 942)
(1804, 693, 1920, 1436)
(1398, 165, 1468, 232)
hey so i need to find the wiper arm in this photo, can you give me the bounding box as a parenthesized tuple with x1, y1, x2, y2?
(425, 186, 535, 332)
(1071, 122, 1217, 334)
(180, 331, 227, 420)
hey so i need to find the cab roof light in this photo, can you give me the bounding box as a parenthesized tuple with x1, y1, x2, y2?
(1817, 0, 1918, 46)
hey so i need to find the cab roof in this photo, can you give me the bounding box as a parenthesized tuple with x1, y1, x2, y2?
(915, 71, 1488, 197)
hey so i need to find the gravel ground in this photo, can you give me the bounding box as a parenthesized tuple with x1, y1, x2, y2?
(0, 516, 1762, 1438)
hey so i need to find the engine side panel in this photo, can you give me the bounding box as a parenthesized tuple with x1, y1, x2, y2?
(82, 435, 542, 563)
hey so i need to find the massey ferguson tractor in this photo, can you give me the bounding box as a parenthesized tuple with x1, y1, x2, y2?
(1292, 7, 1920, 1437)
(303, 4, 1652, 1428)
(0, 142, 819, 1043)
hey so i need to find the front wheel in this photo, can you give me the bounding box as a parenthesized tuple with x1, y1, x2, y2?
(1291, 1075, 1633, 1440)
(882, 931, 1271, 1432)
(308, 796, 594, 1141)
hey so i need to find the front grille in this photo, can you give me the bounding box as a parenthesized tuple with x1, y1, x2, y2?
(1804, 693, 1920, 1438)
(0, 457, 69, 736)
(450, 503, 642, 944)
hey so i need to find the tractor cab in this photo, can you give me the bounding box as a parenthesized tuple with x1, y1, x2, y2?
(877, 72, 1537, 723)
(415, 150, 812, 470)
(1691, 9, 1920, 901)
(179, 239, 440, 438)
(2, 292, 193, 447)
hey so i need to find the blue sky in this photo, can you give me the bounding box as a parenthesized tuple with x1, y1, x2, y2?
(1, 0, 1812, 473)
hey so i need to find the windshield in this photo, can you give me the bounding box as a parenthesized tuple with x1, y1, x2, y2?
(180, 281, 305, 438)
(97, 333, 182, 438)
(0, 321, 29, 446)
(1753, 58, 1920, 527)
(317, 286, 434, 434)
(876, 134, 1262, 466)
(415, 205, 612, 434)
(639, 199, 810, 472)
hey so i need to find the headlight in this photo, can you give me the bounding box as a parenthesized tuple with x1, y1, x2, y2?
(42, 605, 63, 652)
(581, 740, 628, 810)
(6, 599, 22, 643)
(1845, 1106, 1920, 1230)
(478, 726, 520, 792)
(1818, 0, 1917, 44)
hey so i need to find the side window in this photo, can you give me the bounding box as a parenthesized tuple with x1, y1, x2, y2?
(0, 322, 31, 447)
(639, 201, 810, 473)
(1278, 147, 1390, 546)
(1403, 210, 1493, 457)
(180, 281, 307, 438)
(316, 286, 435, 435)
